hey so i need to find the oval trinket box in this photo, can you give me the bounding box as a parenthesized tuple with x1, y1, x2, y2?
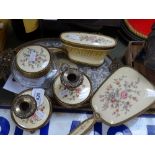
(60, 32, 117, 66)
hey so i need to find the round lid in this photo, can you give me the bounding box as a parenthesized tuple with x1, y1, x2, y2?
(11, 89, 52, 131)
(60, 32, 116, 49)
(16, 45, 51, 78)
(53, 74, 91, 108)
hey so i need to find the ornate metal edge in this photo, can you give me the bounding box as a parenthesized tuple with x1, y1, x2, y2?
(11, 94, 37, 119)
(60, 68, 84, 90)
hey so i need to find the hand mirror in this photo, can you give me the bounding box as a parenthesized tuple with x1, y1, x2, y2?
(69, 67, 155, 135)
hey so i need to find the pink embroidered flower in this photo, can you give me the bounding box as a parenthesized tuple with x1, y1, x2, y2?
(120, 90, 128, 99)
(111, 97, 116, 103)
(75, 88, 81, 94)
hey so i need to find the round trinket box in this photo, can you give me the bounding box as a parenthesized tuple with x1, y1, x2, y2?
(53, 68, 92, 108)
(11, 89, 52, 131)
(12, 45, 58, 88)
(15, 45, 51, 78)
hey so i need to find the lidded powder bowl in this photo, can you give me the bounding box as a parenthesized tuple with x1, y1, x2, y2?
(15, 45, 51, 78)
(12, 45, 58, 88)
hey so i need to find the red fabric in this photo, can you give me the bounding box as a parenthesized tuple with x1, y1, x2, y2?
(126, 19, 155, 37)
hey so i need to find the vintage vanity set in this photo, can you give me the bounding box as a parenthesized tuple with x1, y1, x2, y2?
(9, 32, 155, 134)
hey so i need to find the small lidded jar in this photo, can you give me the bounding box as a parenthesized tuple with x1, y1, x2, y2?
(12, 45, 57, 88)
(53, 68, 92, 108)
(15, 45, 51, 78)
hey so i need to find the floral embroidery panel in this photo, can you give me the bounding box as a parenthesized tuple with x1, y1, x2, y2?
(58, 84, 86, 101)
(65, 33, 115, 46)
(21, 104, 47, 124)
(20, 47, 48, 70)
(99, 75, 141, 117)
(79, 34, 113, 45)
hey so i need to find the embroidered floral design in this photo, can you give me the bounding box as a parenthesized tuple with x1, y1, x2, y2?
(120, 90, 128, 99)
(79, 35, 113, 45)
(22, 104, 46, 124)
(99, 75, 141, 117)
(58, 84, 86, 101)
(66, 34, 113, 45)
(20, 48, 47, 69)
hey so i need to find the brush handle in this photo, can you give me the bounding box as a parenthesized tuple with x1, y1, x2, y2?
(69, 116, 96, 135)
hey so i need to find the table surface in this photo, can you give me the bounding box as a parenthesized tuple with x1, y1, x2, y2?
(1, 31, 155, 135)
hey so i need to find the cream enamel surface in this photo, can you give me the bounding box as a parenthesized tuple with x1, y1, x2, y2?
(64, 43, 109, 66)
(12, 90, 50, 129)
(16, 45, 50, 73)
(61, 32, 116, 48)
(68, 49, 105, 66)
(54, 75, 91, 105)
(92, 67, 155, 125)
